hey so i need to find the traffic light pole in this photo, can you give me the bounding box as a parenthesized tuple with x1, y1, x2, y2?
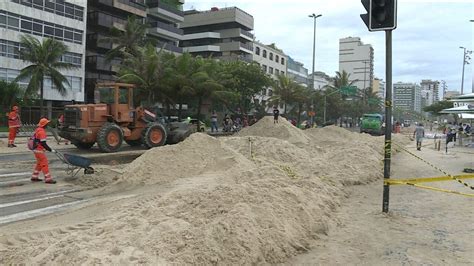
(382, 30, 393, 213)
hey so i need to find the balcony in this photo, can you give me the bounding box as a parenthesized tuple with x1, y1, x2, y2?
(156, 41, 183, 54)
(240, 29, 254, 40)
(147, 0, 184, 22)
(97, 0, 146, 17)
(88, 12, 126, 30)
(86, 56, 121, 72)
(240, 42, 253, 52)
(148, 21, 183, 41)
(86, 34, 113, 50)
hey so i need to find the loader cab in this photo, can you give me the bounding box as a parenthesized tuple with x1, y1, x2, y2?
(95, 83, 135, 123)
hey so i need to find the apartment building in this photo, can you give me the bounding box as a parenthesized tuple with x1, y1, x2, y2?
(180, 7, 254, 62)
(420, 79, 440, 103)
(0, 0, 86, 104)
(339, 37, 374, 91)
(287, 56, 308, 87)
(85, 0, 147, 102)
(253, 41, 287, 112)
(308, 71, 331, 90)
(394, 82, 422, 113)
(146, 0, 184, 54)
(372, 78, 385, 99)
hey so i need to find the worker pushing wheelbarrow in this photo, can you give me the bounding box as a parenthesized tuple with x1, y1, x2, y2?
(55, 151, 94, 178)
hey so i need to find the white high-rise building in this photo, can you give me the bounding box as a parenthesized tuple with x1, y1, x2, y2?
(420, 79, 440, 103)
(394, 82, 422, 113)
(0, 0, 86, 103)
(339, 37, 374, 91)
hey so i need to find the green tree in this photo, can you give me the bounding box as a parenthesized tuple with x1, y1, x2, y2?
(190, 58, 224, 132)
(104, 16, 148, 60)
(269, 75, 299, 116)
(423, 100, 453, 116)
(118, 44, 170, 105)
(0, 81, 24, 125)
(15, 35, 76, 116)
(220, 61, 271, 115)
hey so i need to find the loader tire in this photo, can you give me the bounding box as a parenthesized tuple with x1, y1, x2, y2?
(142, 123, 167, 149)
(97, 123, 123, 153)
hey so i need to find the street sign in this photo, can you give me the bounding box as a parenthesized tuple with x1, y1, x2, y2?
(341, 86, 357, 96)
(308, 111, 316, 117)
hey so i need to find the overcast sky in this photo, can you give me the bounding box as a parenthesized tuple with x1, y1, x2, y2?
(184, 0, 474, 95)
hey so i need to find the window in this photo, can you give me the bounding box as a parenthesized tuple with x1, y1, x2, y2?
(275, 69, 279, 75)
(262, 64, 267, 72)
(0, 13, 6, 26)
(281, 58, 285, 64)
(269, 67, 274, 74)
(99, 87, 115, 104)
(13, 0, 84, 21)
(119, 87, 129, 104)
(44, 25, 54, 37)
(7, 16, 19, 30)
(255, 46, 260, 55)
(32, 22, 42, 35)
(263, 50, 267, 58)
(269, 53, 273, 60)
(64, 30, 73, 41)
(276, 55, 279, 62)
(73, 32, 82, 43)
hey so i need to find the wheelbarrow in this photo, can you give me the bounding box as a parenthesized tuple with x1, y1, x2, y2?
(55, 151, 94, 177)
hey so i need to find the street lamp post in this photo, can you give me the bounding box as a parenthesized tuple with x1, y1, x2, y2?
(460, 46, 472, 95)
(309, 13, 322, 125)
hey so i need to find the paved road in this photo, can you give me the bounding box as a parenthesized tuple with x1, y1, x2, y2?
(0, 146, 142, 226)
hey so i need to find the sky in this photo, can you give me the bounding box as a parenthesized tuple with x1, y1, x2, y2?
(184, 0, 474, 96)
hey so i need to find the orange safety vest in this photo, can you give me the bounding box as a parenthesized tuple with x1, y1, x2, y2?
(34, 127, 48, 152)
(8, 111, 20, 128)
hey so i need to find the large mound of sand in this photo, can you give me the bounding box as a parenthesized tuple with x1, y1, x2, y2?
(1, 117, 399, 265)
(238, 116, 310, 147)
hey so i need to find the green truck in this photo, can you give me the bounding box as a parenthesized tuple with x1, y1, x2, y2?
(360, 114, 385, 135)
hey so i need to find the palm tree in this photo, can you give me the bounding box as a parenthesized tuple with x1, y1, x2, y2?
(103, 16, 148, 61)
(329, 70, 357, 90)
(269, 75, 299, 116)
(191, 57, 224, 132)
(118, 44, 169, 105)
(15, 35, 76, 116)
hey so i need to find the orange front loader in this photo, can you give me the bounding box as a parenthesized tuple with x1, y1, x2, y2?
(59, 83, 167, 153)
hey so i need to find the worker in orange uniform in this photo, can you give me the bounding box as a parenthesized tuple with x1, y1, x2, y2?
(7, 105, 21, 147)
(31, 118, 57, 184)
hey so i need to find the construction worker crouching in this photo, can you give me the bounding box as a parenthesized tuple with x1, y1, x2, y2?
(32, 118, 57, 184)
(7, 105, 21, 147)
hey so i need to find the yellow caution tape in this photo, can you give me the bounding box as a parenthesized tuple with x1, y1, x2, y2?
(392, 142, 474, 190)
(387, 181, 474, 197)
(385, 174, 474, 185)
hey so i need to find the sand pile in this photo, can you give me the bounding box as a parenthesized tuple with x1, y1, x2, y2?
(0, 118, 393, 265)
(237, 116, 311, 147)
(120, 133, 253, 185)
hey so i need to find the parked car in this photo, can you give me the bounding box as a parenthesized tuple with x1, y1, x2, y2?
(183, 118, 207, 132)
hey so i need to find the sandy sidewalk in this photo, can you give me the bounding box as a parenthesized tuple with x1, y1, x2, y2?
(287, 141, 474, 265)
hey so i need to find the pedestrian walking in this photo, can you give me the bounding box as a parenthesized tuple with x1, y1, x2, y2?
(31, 118, 57, 184)
(210, 111, 218, 133)
(273, 106, 279, 124)
(7, 105, 21, 147)
(413, 123, 425, 151)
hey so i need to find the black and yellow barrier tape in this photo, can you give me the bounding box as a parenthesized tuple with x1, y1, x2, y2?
(386, 181, 474, 197)
(393, 142, 474, 190)
(384, 174, 474, 185)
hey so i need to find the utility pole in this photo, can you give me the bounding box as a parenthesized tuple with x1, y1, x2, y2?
(459, 46, 472, 95)
(309, 13, 322, 126)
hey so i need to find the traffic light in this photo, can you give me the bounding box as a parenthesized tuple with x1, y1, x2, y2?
(361, 0, 397, 31)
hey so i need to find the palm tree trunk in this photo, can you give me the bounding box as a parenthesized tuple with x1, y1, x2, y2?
(196, 97, 202, 132)
(284, 103, 287, 116)
(178, 102, 182, 121)
(297, 104, 302, 125)
(40, 77, 44, 117)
